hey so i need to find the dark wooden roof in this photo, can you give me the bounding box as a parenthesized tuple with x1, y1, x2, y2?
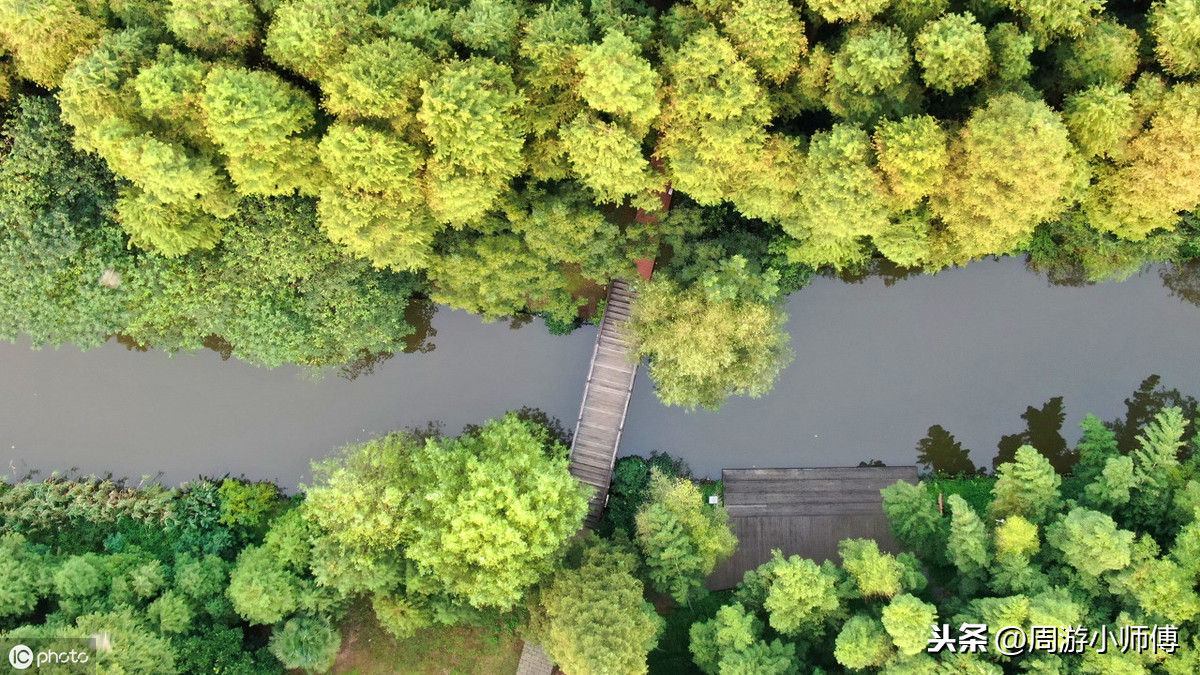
(708, 466, 918, 590)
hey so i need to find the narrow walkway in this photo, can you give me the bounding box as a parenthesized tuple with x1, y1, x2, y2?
(516, 280, 641, 675)
(569, 279, 639, 529)
(516, 643, 554, 675)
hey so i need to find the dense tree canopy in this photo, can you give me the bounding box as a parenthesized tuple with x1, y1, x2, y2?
(528, 537, 664, 675)
(0, 0, 1199, 412)
(304, 413, 588, 610)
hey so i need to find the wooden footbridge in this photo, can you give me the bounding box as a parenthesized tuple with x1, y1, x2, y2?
(518, 192, 667, 675)
(569, 278, 640, 529)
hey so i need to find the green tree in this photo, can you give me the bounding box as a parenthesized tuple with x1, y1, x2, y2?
(914, 13, 990, 94)
(881, 594, 938, 657)
(881, 480, 948, 562)
(933, 94, 1084, 257)
(419, 58, 525, 225)
(784, 124, 890, 270)
(1001, 0, 1104, 47)
(203, 66, 323, 197)
(839, 539, 907, 599)
(166, 0, 260, 54)
(146, 590, 193, 633)
(427, 230, 580, 323)
(519, 2, 591, 94)
(825, 24, 920, 123)
(635, 469, 737, 603)
(659, 28, 771, 206)
(227, 544, 302, 625)
(986, 22, 1035, 83)
(690, 603, 798, 675)
(528, 538, 663, 675)
(321, 38, 435, 124)
(947, 495, 990, 581)
(1152, 0, 1200, 77)
(452, 0, 521, 56)
(513, 187, 626, 280)
(0, 0, 103, 88)
(54, 554, 106, 598)
(1045, 507, 1134, 578)
(762, 552, 841, 639)
(722, 0, 807, 84)
(561, 113, 655, 204)
(0, 534, 44, 618)
(263, 0, 371, 81)
(628, 279, 793, 410)
(122, 196, 419, 367)
(318, 121, 435, 271)
(806, 0, 890, 23)
(0, 95, 129, 349)
(834, 614, 893, 670)
(989, 446, 1062, 525)
(306, 414, 588, 609)
(269, 616, 341, 674)
(1054, 19, 1140, 90)
(1064, 85, 1137, 160)
(575, 29, 660, 129)
(873, 115, 949, 211)
(1084, 84, 1200, 241)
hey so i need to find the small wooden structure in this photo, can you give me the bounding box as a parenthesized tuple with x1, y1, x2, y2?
(708, 466, 919, 590)
(569, 279, 640, 529)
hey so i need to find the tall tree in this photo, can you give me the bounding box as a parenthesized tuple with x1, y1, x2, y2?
(419, 58, 526, 225)
(722, 0, 807, 85)
(914, 12, 991, 94)
(933, 94, 1084, 257)
(528, 538, 663, 675)
(575, 30, 660, 129)
(635, 469, 737, 603)
(628, 278, 793, 410)
(690, 603, 797, 675)
(305, 414, 588, 609)
(1151, 0, 1200, 77)
(659, 28, 771, 206)
(1084, 84, 1200, 241)
(783, 124, 890, 270)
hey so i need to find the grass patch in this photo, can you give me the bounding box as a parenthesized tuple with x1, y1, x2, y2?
(647, 589, 735, 675)
(922, 473, 997, 516)
(332, 600, 523, 675)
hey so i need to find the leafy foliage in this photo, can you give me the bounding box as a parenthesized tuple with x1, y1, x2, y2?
(635, 469, 737, 603)
(0, 0, 1198, 407)
(914, 12, 990, 93)
(528, 537, 663, 675)
(305, 413, 588, 610)
(628, 278, 793, 410)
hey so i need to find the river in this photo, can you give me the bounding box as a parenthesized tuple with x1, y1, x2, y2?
(3, 257, 1199, 487)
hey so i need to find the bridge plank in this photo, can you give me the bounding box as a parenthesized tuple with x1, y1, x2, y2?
(570, 279, 640, 529)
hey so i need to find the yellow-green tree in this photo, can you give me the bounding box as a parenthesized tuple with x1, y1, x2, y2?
(1085, 84, 1200, 241)
(528, 538, 663, 675)
(933, 94, 1084, 257)
(628, 278, 794, 410)
(635, 469, 737, 602)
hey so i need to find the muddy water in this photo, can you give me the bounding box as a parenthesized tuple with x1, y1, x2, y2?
(3, 257, 1199, 486)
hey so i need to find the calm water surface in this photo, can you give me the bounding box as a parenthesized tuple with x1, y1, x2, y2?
(3, 257, 1199, 486)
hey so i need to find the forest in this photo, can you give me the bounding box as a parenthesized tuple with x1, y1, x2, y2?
(1, 0, 1199, 408)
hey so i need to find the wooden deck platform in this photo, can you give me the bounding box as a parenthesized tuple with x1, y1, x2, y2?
(708, 466, 918, 589)
(569, 279, 639, 530)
